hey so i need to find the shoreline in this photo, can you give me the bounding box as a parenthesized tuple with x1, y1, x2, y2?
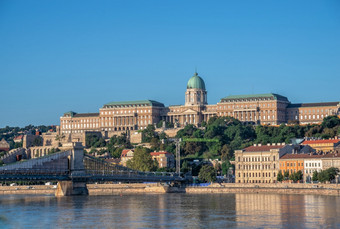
(0, 183, 339, 196)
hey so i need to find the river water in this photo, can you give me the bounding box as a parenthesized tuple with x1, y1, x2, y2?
(0, 193, 339, 228)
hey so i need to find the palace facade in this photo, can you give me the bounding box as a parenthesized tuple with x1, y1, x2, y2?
(59, 72, 340, 135)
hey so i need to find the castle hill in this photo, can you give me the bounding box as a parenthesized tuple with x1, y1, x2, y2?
(0, 72, 339, 196)
(2, 1, 340, 228)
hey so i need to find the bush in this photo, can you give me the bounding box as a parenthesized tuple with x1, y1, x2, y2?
(277, 170, 283, 182)
(198, 165, 216, 183)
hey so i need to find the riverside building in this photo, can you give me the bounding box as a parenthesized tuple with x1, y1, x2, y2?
(59, 72, 340, 135)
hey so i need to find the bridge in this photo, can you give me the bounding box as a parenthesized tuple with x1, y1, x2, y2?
(0, 143, 187, 196)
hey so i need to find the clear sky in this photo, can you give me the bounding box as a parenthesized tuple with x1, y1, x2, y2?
(1, 0, 340, 127)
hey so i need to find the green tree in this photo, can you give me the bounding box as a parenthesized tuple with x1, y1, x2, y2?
(318, 167, 339, 183)
(289, 170, 303, 183)
(198, 165, 217, 183)
(312, 171, 319, 182)
(126, 147, 157, 172)
(221, 160, 232, 176)
(85, 134, 106, 148)
(13, 141, 23, 149)
(327, 167, 339, 181)
(284, 171, 289, 180)
(220, 144, 233, 161)
(181, 160, 190, 174)
(318, 170, 329, 183)
(142, 125, 157, 143)
(322, 116, 340, 129)
(150, 137, 160, 150)
(277, 170, 284, 182)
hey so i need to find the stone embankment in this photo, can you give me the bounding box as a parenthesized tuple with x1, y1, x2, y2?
(0, 183, 183, 195)
(0, 185, 55, 195)
(1, 183, 340, 196)
(186, 183, 340, 196)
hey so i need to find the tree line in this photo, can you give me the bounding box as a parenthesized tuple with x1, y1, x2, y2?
(85, 115, 340, 177)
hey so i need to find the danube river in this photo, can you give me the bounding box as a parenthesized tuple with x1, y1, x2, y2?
(0, 193, 339, 228)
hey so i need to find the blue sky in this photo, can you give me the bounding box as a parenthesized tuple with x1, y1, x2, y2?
(1, 0, 339, 127)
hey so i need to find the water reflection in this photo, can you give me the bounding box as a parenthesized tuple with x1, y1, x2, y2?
(235, 193, 340, 228)
(0, 194, 339, 228)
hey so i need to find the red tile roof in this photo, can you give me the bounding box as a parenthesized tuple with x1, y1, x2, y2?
(121, 149, 134, 157)
(150, 151, 171, 156)
(14, 135, 23, 140)
(244, 145, 285, 152)
(280, 154, 323, 159)
(302, 139, 340, 144)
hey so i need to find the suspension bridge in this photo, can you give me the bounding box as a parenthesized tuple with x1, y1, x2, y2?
(0, 143, 187, 196)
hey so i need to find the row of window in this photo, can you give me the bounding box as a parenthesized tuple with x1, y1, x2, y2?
(280, 162, 303, 167)
(305, 162, 321, 168)
(61, 119, 98, 123)
(238, 180, 274, 183)
(101, 109, 151, 115)
(62, 124, 99, 129)
(238, 172, 276, 178)
(238, 164, 275, 170)
(218, 103, 276, 109)
(238, 156, 275, 162)
(102, 115, 151, 120)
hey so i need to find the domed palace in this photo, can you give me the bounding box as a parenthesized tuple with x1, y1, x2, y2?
(59, 72, 340, 136)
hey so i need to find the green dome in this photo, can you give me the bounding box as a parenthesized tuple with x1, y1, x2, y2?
(187, 72, 206, 90)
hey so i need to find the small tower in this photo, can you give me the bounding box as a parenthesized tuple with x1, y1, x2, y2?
(185, 72, 207, 106)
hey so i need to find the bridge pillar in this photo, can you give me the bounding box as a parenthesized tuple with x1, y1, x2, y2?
(55, 180, 88, 196)
(56, 142, 89, 196)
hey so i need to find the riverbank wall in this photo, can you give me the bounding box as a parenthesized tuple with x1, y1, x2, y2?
(186, 183, 340, 196)
(1, 183, 340, 196)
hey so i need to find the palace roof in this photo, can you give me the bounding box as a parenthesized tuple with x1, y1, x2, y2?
(73, 113, 99, 118)
(243, 144, 286, 152)
(104, 100, 164, 108)
(287, 102, 339, 108)
(220, 93, 289, 102)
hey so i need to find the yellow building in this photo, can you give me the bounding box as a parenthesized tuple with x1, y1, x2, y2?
(302, 139, 340, 151)
(120, 149, 134, 166)
(234, 143, 294, 183)
(150, 151, 175, 168)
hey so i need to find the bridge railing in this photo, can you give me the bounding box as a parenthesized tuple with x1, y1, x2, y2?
(0, 150, 71, 171)
(0, 168, 69, 176)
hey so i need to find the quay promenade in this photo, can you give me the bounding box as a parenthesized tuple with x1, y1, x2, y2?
(1, 183, 340, 196)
